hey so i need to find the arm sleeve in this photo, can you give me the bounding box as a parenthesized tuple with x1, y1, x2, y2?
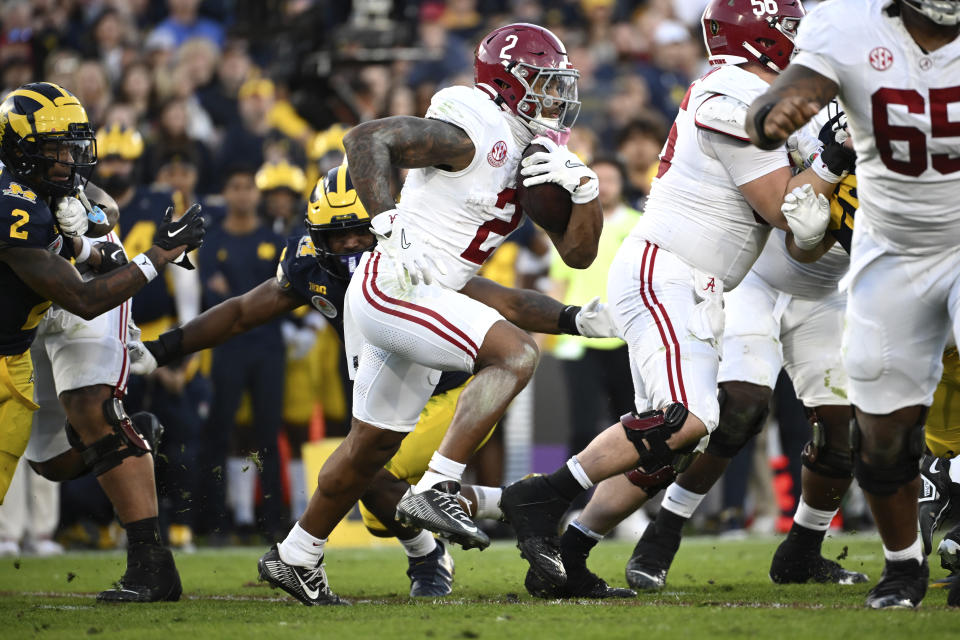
(701, 130, 790, 187)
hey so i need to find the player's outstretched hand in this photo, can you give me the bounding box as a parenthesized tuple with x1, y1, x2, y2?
(128, 340, 159, 375)
(520, 137, 598, 204)
(575, 297, 619, 338)
(782, 184, 830, 251)
(54, 196, 89, 237)
(154, 203, 205, 269)
(371, 211, 447, 288)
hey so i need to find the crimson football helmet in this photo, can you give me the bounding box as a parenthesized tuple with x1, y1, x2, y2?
(474, 23, 580, 133)
(701, 0, 806, 72)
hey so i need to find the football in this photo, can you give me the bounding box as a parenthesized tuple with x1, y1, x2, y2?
(515, 143, 572, 235)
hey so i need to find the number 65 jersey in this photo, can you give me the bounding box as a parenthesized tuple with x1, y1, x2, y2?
(793, 0, 960, 254)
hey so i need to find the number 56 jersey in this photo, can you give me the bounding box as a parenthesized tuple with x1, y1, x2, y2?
(793, 0, 960, 254)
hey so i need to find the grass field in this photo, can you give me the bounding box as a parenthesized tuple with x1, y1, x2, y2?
(2, 534, 956, 639)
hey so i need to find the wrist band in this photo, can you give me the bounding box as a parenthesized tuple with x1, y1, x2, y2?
(75, 236, 93, 263)
(131, 253, 159, 282)
(558, 305, 581, 335)
(751, 102, 781, 150)
(811, 154, 844, 184)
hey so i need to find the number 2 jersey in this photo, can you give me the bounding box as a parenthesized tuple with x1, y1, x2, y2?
(794, 0, 960, 254)
(0, 167, 67, 355)
(277, 235, 469, 394)
(395, 85, 534, 291)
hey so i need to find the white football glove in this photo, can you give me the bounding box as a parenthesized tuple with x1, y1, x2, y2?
(281, 321, 318, 361)
(782, 184, 830, 251)
(128, 340, 158, 375)
(371, 211, 447, 288)
(574, 297, 619, 338)
(54, 196, 89, 237)
(520, 138, 599, 204)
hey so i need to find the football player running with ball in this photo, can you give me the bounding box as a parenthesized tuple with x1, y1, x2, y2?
(131, 164, 618, 603)
(498, 0, 856, 593)
(746, 0, 960, 610)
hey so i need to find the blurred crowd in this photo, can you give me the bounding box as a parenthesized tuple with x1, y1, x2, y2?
(0, 0, 848, 555)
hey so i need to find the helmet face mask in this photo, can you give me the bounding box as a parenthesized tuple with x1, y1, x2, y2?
(305, 164, 375, 280)
(901, 0, 960, 25)
(0, 83, 97, 198)
(474, 23, 581, 133)
(701, 0, 806, 73)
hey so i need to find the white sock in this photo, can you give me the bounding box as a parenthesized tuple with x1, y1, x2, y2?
(399, 529, 437, 558)
(570, 519, 604, 541)
(227, 456, 256, 526)
(948, 455, 960, 485)
(883, 537, 923, 565)
(288, 459, 308, 522)
(660, 484, 705, 519)
(472, 485, 503, 520)
(277, 522, 325, 568)
(567, 456, 594, 490)
(414, 453, 466, 493)
(793, 498, 837, 532)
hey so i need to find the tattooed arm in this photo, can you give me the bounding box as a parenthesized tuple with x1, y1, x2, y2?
(0, 244, 182, 321)
(460, 276, 570, 334)
(342, 116, 476, 215)
(746, 64, 839, 150)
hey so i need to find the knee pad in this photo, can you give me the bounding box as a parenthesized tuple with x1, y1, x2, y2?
(621, 403, 695, 492)
(851, 410, 926, 496)
(704, 387, 768, 458)
(65, 398, 162, 477)
(801, 407, 853, 479)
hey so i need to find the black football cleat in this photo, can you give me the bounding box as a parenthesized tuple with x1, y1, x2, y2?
(624, 523, 679, 591)
(257, 545, 348, 606)
(865, 558, 928, 609)
(949, 573, 960, 607)
(525, 567, 636, 599)
(407, 540, 455, 597)
(499, 475, 571, 588)
(97, 546, 182, 603)
(930, 569, 959, 589)
(396, 482, 490, 551)
(769, 542, 868, 585)
(919, 455, 954, 556)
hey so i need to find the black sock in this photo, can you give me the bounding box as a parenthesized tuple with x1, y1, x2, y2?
(126, 516, 162, 550)
(546, 465, 585, 502)
(561, 525, 599, 560)
(654, 508, 686, 539)
(784, 521, 826, 551)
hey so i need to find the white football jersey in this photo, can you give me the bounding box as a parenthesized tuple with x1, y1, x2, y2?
(794, 0, 960, 254)
(751, 228, 849, 300)
(395, 86, 533, 290)
(629, 65, 790, 288)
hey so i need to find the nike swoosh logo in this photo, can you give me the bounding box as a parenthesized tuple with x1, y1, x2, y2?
(167, 225, 186, 237)
(564, 160, 584, 169)
(400, 228, 412, 250)
(929, 459, 939, 474)
(295, 571, 320, 600)
(538, 553, 564, 573)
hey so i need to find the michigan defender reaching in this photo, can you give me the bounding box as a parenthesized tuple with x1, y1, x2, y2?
(747, 0, 960, 610)
(0, 82, 205, 601)
(133, 165, 617, 603)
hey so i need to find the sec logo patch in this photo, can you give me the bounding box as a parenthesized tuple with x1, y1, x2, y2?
(487, 140, 508, 167)
(312, 295, 338, 318)
(869, 47, 893, 71)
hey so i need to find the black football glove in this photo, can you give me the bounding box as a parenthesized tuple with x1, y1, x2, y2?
(93, 241, 128, 273)
(142, 328, 185, 369)
(154, 203, 205, 269)
(817, 109, 857, 177)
